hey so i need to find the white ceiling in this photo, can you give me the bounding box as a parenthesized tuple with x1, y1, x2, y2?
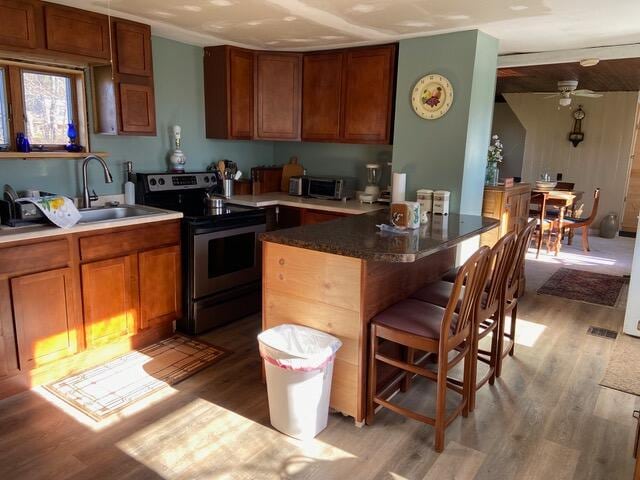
(53, 0, 640, 54)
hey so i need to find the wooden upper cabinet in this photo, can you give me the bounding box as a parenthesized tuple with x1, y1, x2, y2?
(139, 246, 181, 330)
(113, 19, 152, 77)
(204, 46, 254, 139)
(12, 267, 79, 370)
(43, 4, 110, 60)
(82, 255, 138, 348)
(342, 45, 396, 144)
(255, 52, 302, 141)
(0, 0, 41, 50)
(302, 52, 344, 142)
(119, 83, 156, 134)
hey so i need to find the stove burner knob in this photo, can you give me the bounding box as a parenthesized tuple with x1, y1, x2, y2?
(204, 176, 209, 183)
(158, 178, 165, 185)
(150, 178, 157, 186)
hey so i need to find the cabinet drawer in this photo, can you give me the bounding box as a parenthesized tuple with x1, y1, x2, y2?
(0, 238, 69, 275)
(79, 221, 180, 261)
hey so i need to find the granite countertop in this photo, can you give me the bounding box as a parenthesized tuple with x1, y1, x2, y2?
(261, 209, 499, 262)
(0, 206, 182, 245)
(227, 192, 386, 215)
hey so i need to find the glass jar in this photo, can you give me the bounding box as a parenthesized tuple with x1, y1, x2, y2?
(485, 162, 499, 186)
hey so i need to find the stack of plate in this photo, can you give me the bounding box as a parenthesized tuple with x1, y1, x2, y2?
(535, 180, 557, 190)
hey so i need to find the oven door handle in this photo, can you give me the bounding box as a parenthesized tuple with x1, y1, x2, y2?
(193, 223, 265, 242)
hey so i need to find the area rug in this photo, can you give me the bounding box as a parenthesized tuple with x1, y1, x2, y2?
(44, 335, 228, 421)
(537, 268, 629, 307)
(600, 333, 640, 396)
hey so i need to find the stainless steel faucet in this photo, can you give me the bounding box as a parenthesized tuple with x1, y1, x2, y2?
(82, 154, 113, 208)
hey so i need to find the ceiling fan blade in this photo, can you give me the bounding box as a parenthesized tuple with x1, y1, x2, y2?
(533, 92, 558, 95)
(573, 89, 596, 94)
(542, 94, 560, 99)
(573, 92, 603, 98)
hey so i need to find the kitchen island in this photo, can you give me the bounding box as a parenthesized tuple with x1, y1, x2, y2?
(260, 210, 498, 424)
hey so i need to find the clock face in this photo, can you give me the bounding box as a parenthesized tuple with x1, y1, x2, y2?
(573, 108, 585, 120)
(411, 74, 454, 120)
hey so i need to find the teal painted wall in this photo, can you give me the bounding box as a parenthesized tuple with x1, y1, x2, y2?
(1, 36, 274, 198)
(273, 142, 393, 190)
(459, 32, 499, 215)
(391, 30, 498, 214)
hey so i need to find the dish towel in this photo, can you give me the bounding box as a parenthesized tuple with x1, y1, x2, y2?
(16, 195, 81, 228)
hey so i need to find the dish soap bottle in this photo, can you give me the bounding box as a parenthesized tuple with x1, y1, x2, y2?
(124, 161, 135, 204)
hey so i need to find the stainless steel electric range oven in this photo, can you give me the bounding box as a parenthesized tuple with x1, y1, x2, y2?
(136, 172, 266, 335)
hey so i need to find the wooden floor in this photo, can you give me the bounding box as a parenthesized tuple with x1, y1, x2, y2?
(0, 242, 637, 479)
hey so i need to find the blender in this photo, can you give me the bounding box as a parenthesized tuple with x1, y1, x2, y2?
(360, 163, 381, 203)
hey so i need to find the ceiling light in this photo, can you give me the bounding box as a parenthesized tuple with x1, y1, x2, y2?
(559, 97, 572, 107)
(210, 0, 233, 5)
(579, 58, 600, 67)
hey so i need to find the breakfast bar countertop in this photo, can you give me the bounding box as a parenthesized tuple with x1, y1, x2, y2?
(227, 192, 386, 215)
(260, 209, 499, 262)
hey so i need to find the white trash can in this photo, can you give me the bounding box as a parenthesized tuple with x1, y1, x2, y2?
(258, 324, 342, 440)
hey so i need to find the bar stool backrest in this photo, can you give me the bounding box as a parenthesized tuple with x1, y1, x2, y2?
(482, 231, 518, 321)
(506, 219, 537, 301)
(445, 246, 491, 338)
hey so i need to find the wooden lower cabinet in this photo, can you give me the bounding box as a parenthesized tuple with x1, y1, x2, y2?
(301, 209, 347, 225)
(0, 220, 181, 400)
(139, 245, 181, 329)
(82, 255, 138, 348)
(12, 267, 79, 370)
(481, 183, 532, 246)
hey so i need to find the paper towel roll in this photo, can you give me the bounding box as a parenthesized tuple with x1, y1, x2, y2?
(391, 173, 406, 203)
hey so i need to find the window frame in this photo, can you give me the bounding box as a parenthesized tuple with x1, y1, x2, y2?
(0, 59, 89, 152)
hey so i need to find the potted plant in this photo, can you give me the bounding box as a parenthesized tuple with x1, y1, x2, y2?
(485, 134, 503, 186)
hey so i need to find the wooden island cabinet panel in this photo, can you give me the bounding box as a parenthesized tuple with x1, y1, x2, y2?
(255, 52, 302, 140)
(139, 245, 182, 329)
(0, 280, 20, 379)
(301, 51, 344, 141)
(12, 267, 79, 369)
(262, 241, 455, 423)
(342, 45, 396, 144)
(0, 0, 40, 49)
(43, 3, 110, 60)
(82, 255, 138, 349)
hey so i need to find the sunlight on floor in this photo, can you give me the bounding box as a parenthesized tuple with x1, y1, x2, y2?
(514, 318, 547, 348)
(115, 398, 357, 479)
(34, 383, 179, 432)
(526, 248, 617, 268)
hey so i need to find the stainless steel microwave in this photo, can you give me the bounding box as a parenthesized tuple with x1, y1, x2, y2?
(307, 176, 356, 200)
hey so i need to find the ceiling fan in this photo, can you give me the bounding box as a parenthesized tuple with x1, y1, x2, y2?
(536, 80, 603, 106)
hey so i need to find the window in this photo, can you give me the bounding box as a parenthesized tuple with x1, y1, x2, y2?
(0, 68, 8, 149)
(0, 60, 86, 152)
(22, 71, 74, 146)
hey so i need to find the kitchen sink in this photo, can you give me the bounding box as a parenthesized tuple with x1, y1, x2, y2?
(78, 206, 161, 224)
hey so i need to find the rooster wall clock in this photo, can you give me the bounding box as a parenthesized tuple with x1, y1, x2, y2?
(411, 74, 453, 119)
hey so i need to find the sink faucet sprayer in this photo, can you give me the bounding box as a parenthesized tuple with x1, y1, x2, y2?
(82, 154, 113, 208)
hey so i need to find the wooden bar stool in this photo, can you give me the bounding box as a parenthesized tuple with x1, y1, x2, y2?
(410, 231, 518, 412)
(366, 246, 490, 452)
(496, 219, 537, 377)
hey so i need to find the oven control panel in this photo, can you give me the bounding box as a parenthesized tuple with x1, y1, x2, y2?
(142, 173, 216, 192)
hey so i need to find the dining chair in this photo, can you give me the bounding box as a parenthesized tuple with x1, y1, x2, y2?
(529, 192, 556, 258)
(496, 219, 537, 377)
(409, 231, 518, 412)
(366, 246, 491, 452)
(556, 188, 600, 252)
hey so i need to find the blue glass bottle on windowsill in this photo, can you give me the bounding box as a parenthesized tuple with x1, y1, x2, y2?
(16, 133, 31, 153)
(65, 123, 83, 152)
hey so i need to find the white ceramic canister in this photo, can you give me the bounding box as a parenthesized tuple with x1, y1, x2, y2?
(416, 189, 434, 223)
(433, 190, 450, 215)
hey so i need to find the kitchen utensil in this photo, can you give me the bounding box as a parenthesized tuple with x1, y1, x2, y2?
(281, 156, 304, 192)
(234, 171, 242, 181)
(204, 191, 225, 209)
(218, 160, 226, 176)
